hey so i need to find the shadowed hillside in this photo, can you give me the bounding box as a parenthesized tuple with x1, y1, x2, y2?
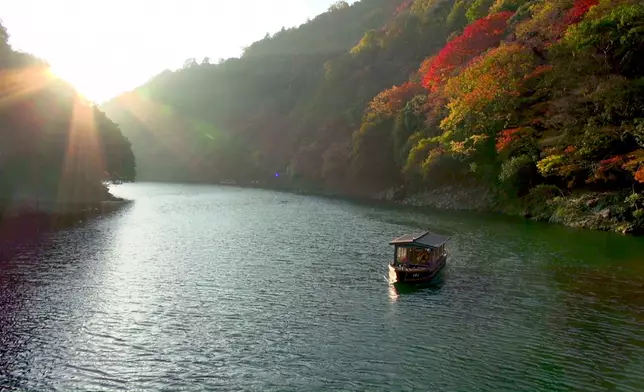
(0, 22, 135, 217)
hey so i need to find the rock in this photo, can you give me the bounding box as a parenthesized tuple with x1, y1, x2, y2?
(392, 186, 406, 201)
(598, 208, 612, 220)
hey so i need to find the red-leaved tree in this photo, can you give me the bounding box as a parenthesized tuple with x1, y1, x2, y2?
(421, 11, 514, 91)
(496, 128, 525, 153)
(564, 0, 599, 25)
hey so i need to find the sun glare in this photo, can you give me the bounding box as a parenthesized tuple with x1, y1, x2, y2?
(46, 65, 93, 101)
(45, 66, 60, 80)
(3, 0, 342, 104)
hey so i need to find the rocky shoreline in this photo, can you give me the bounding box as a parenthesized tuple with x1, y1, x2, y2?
(372, 184, 643, 236)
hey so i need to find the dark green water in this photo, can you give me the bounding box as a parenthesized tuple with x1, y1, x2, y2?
(1, 183, 644, 391)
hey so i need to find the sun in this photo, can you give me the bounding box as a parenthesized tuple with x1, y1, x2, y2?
(46, 65, 92, 101)
(44, 67, 56, 78)
(47, 65, 71, 83)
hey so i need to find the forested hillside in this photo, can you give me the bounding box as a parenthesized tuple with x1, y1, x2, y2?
(0, 22, 135, 216)
(103, 0, 405, 184)
(103, 0, 644, 233)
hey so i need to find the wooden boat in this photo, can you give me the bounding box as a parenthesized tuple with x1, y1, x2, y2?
(388, 230, 449, 284)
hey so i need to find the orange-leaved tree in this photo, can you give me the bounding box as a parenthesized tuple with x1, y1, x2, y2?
(421, 11, 514, 91)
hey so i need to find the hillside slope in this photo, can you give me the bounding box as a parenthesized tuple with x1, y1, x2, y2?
(103, 0, 644, 233)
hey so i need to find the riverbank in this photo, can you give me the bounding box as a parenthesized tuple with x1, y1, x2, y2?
(372, 183, 644, 236)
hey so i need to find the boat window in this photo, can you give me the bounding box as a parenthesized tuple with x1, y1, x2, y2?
(429, 248, 436, 263)
(417, 249, 430, 264)
(396, 247, 408, 263)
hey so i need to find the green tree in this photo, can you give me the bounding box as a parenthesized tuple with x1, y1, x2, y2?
(466, 0, 496, 22)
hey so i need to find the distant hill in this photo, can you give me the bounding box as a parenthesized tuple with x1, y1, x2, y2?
(102, 0, 413, 187)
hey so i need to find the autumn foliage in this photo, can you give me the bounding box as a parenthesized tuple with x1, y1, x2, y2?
(564, 0, 599, 25)
(496, 128, 524, 152)
(622, 150, 644, 184)
(422, 11, 514, 91)
(367, 82, 426, 119)
(636, 168, 644, 184)
(441, 42, 538, 146)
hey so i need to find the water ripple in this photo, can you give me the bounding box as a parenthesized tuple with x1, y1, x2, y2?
(1, 183, 644, 391)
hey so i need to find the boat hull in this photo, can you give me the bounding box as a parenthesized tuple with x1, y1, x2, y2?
(389, 256, 446, 284)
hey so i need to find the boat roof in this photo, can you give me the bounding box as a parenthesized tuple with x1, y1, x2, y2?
(389, 230, 450, 249)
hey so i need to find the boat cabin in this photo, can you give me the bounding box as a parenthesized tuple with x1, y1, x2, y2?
(389, 231, 449, 267)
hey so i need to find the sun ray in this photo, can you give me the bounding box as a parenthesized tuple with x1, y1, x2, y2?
(57, 92, 106, 208)
(0, 66, 56, 108)
(116, 90, 229, 181)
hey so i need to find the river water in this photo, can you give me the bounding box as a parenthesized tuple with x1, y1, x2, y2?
(1, 183, 644, 391)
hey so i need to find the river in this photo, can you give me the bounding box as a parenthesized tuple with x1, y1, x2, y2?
(1, 183, 644, 391)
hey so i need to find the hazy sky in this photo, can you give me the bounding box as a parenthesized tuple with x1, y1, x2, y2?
(2, 0, 353, 102)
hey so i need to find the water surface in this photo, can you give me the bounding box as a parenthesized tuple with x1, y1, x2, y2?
(1, 183, 644, 391)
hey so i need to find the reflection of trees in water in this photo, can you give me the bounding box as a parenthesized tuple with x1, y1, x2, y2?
(547, 262, 644, 390)
(0, 202, 129, 261)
